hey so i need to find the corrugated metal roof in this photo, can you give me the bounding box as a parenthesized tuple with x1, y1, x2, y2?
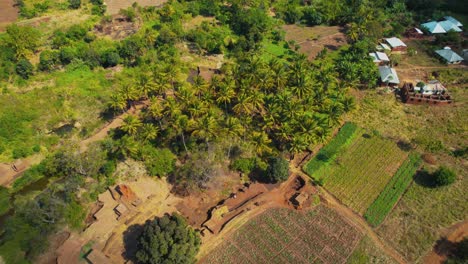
(421, 21, 446, 34)
(385, 37, 407, 48)
(439, 20, 462, 32)
(378, 66, 400, 84)
(435, 48, 464, 63)
(444, 16, 463, 27)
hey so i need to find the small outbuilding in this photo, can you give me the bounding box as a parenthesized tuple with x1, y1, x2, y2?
(378, 66, 400, 86)
(435, 47, 464, 64)
(405, 27, 424, 38)
(369, 52, 390, 65)
(384, 37, 407, 52)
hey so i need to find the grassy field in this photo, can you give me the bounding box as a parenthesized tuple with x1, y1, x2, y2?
(0, 65, 114, 162)
(201, 206, 362, 264)
(346, 69, 467, 262)
(305, 127, 409, 215)
(364, 153, 422, 227)
(347, 236, 397, 264)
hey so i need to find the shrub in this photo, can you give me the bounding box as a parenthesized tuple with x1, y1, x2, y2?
(231, 158, 256, 174)
(15, 59, 33, 79)
(100, 50, 120, 68)
(68, 0, 81, 9)
(135, 213, 201, 264)
(0, 186, 11, 216)
(138, 146, 176, 177)
(91, 5, 106, 15)
(265, 157, 289, 183)
(433, 166, 456, 186)
(12, 147, 33, 159)
(38, 50, 60, 71)
(59, 46, 77, 64)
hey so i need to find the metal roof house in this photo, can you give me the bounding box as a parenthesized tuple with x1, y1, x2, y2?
(378, 66, 400, 85)
(384, 37, 407, 52)
(444, 16, 463, 27)
(435, 47, 464, 64)
(369, 52, 390, 64)
(421, 20, 462, 34)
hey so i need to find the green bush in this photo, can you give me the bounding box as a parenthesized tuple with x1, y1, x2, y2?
(68, 0, 81, 9)
(138, 145, 176, 177)
(100, 50, 120, 68)
(231, 158, 256, 174)
(433, 166, 456, 186)
(265, 157, 289, 183)
(15, 59, 34, 79)
(63, 200, 86, 230)
(39, 50, 60, 72)
(12, 147, 33, 159)
(135, 213, 201, 264)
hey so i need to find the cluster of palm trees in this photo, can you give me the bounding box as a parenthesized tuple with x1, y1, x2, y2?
(109, 50, 355, 160)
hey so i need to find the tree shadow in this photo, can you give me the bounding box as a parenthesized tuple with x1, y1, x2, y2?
(434, 237, 457, 257)
(122, 223, 145, 262)
(397, 140, 413, 152)
(413, 170, 437, 188)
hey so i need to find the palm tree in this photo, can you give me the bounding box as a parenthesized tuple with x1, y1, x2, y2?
(216, 83, 235, 113)
(139, 123, 159, 141)
(223, 117, 245, 158)
(190, 115, 218, 147)
(119, 83, 139, 109)
(121, 115, 142, 135)
(233, 93, 255, 116)
(173, 114, 190, 152)
(251, 131, 272, 156)
(108, 94, 127, 113)
(289, 134, 309, 160)
(136, 72, 156, 99)
(116, 135, 139, 159)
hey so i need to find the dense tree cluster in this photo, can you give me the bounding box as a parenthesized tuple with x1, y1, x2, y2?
(135, 213, 201, 264)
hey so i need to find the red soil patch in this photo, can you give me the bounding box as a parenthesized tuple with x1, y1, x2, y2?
(424, 221, 468, 264)
(0, 0, 18, 31)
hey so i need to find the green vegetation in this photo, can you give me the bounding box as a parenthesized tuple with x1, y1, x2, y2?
(265, 157, 289, 183)
(305, 126, 409, 214)
(364, 153, 422, 226)
(303, 122, 358, 177)
(135, 213, 201, 264)
(432, 166, 457, 187)
(0, 187, 11, 216)
(347, 236, 397, 264)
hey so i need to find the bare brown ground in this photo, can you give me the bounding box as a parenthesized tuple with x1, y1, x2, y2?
(283, 25, 348, 60)
(423, 220, 468, 264)
(105, 0, 168, 15)
(0, 0, 18, 31)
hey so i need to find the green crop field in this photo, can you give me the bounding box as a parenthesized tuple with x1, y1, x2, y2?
(304, 126, 409, 215)
(364, 153, 422, 226)
(201, 206, 363, 264)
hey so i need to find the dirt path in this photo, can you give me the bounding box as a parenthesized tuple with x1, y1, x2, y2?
(0, 101, 148, 187)
(289, 165, 408, 264)
(423, 220, 468, 264)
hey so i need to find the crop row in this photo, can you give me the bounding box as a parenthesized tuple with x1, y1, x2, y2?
(321, 134, 408, 214)
(303, 122, 358, 177)
(364, 153, 422, 226)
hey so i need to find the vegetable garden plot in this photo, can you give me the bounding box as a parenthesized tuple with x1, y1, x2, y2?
(200, 206, 362, 264)
(304, 127, 409, 215)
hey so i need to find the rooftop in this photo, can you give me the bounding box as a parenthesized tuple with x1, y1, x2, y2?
(369, 52, 390, 62)
(378, 66, 400, 84)
(435, 48, 464, 63)
(385, 37, 407, 48)
(444, 16, 463, 27)
(421, 20, 462, 34)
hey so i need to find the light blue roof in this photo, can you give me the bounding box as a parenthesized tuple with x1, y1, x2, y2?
(421, 20, 462, 33)
(421, 21, 446, 33)
(439, 20, 462, 32)
(378, 66, 400, 84)
(444, 16, 463, 27)
(435, 48, 464, 63)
